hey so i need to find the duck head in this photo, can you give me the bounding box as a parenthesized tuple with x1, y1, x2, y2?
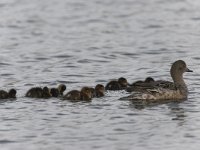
(95, 84, 105, 97)
(89, 87, 96, 98)
(8, 89, 17, 98)
(144, 77, 155, 83)
(170, 60, 192, 85)
(42, 86, 51, 98)
(58, 84, 66, 95)
(118, 77, 128, 88)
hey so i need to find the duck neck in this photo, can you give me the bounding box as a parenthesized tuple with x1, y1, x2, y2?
(173, 75, 188, 94)
(171, 72, 186, 88)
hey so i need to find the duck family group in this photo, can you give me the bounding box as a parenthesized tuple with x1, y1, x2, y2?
(0, 60, 193, 102)
(0, 76, 153, 101)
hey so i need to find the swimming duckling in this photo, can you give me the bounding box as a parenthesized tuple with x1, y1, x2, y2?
(94, 84, 105, 97)
(89, 87, 96, 98)
(105, 80, 120, 90)
(42, 86, 51, 98)
(127, 77, 155, 92)
(63, 90, 81, 101)
(58, 84, 66, 95)
(26, 87, 43, 98)
(118, 77, 128, 89)
(26, 86, 51, 98)
(105, 77, 128, 91)
(144, 77, 154, 83)
(63, 87, 92, 101)
(0, 89, 17, 99)
(80, 87, 92, 101)
(49, 84, 66, 97)
(8, 89, 17, 98)
(130, 77, 155, 86)
(50, 88, 59, 97)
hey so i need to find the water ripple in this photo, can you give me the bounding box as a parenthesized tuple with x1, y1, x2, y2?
(0, 0, 199, 149)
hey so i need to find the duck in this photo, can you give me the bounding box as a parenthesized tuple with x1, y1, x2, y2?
(118, 77, 128, 89)
(63, 90, 81, 101)
(25, 86, 51, 98)
(63, 87, 92, 101)
(58, 84, 66, 95)
(94, 84, 105, 97)
(42, 87, 52, 98)
(126, 77, 155, 92)
(145, 77, 155, 83)
(89, 87, 96, 98)
(105, 77, 128, 90)
(120, 60, 192, 102)
(80, 87, 93, 101)
(50, 84, 66, 97)
(50, 88, 59, 97)
(0, 89, 17, 99)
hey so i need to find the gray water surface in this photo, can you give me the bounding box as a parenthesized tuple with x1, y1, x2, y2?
(0, 0, 200, 150)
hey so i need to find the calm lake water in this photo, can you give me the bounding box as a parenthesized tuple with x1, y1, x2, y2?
(0, 0, 200, 149)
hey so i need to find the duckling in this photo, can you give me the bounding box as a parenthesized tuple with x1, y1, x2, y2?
(105, 80, 120, 90)
(94, 84, 105, 97)
(0, 89, 17, 99)
(118, 77, 128, 89)
(42, 86, 51, 98)
(58, 84, 66, 96)
(63, 90, 81, 101)
(144, 77, 154, 83)
(105, 77, 128, 90)
(89, 87, 96, 98)
(127, 77, 155, 92)
(63, 87, 92, 101)
(26, 86, 51, 98)
(130, 77, 155, 86)
(50, 88, 59, 97)
(80, 87, 92, 101)
(8, 89, 17, 98)
(25, 87, 43, 98)
(49, 84, 66, 97)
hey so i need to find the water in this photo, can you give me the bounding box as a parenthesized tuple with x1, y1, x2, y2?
(0, 0, 200, 149)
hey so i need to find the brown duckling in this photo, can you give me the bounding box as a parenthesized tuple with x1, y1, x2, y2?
(8, 89, 17, 98)
(89, 87, 96, 98)
(105, 77, 128, 90)
(144, 77, 154, 83)
(94, 84, 105, 97)
(58, 84, 66, 95)
(63, 87, 92, 101)
(80, 87, 92, 101)
(26, 87, 43, 98)
(127, 77, 155, 92)
(118, 77, 128, 89)
(105, 80, 120, 90)
(26, 86, 51, 98)
(42, 86, 52, 98)
(50, 88, 59, 97)
(63, 90, 81, 101)
(50, 84, 66, 97)
(130, 77, 155, 86)
(0, 89, 17, 99)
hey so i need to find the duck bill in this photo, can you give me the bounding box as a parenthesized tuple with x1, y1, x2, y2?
(186, 68, 193, 72)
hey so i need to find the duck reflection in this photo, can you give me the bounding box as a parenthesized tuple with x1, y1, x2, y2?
(128, 99, 186, 125)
